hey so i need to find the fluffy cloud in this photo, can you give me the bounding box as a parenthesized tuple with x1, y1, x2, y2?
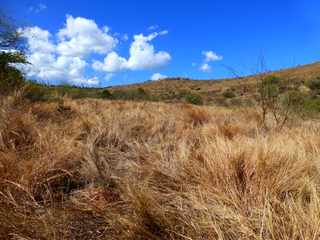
(126, 31, 170, 70)
(20, 26, 55, 53)
(20, 16, 171, 85)
(151, 73, 167, 81)
(92, 31, 171, 72)
(20, 23, 101, 85)
(22, 50, 93, 85)
(92, 52, 127, 72)
(202, 51, 223, 62)
(199, 50, 222, 72)
(199, 63, 212, 72)
(57, 15, 118, 57)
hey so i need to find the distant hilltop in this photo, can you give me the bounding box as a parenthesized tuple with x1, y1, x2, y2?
(106, 61, 320, 106)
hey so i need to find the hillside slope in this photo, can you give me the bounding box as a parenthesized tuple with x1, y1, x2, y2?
(108, 62, 320, 105)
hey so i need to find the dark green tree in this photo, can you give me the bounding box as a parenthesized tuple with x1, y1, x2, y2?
(0, 14, 28, 94)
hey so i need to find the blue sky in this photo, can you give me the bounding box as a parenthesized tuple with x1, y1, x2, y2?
(3, 0, 320, 86)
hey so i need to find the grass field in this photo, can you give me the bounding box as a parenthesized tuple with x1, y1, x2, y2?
(1, 93, 320, 239)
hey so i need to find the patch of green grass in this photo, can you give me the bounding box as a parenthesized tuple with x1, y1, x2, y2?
(100, 89, 113, 99)
(302, 98, 320, 115)
(111, 88, 150, 101)
(308, 77, 320, 91)
(223, 88, 236, 98)
(23, 83, 51, 102)
(176, 90, 203, 105)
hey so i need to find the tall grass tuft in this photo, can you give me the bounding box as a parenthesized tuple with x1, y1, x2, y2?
(0, 96, 320, 239)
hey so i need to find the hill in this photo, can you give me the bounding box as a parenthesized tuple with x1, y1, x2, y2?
(107, 61, 320, 105)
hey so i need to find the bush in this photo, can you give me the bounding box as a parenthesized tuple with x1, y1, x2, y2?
(302, 98, 320, 115)
(0, 65, 25, 94)
(259, 76, 281, 99)
(278, 90, 320, 119)
(256, 75, 288, 128)
(100, 89, 113, 99)
(22, 84, 49, 102)
(0, 15, 28, 95)
(223, 89, 236, 98)
(0, 52, 27, 95)
(282, 90, 305, 106)
(112, 88, 150, 101)
(264, 75, 281, 85)
(308, 77, 320, 91)
(184, 93, 203, 105)
(176, 90, 203, 105)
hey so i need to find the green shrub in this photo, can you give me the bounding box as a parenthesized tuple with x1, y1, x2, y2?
(100, 89, 113, 99)
(0, 52, 27, 95)
(223, 89, 236, 98)
(184, 93, 203, 105)
(259, 76, 281, 99)
(0, 65, 25, 94)
(302, 98, 320, 115)
(176, 90, 189, 99)
(111, 88, 150, 101)
(22, 84, 49, 102)
(264, 75, 281, 85)
(176, 90, 203, 105)
(0, 16, 28, 95)
(280, 90, 320, 118)
(308, 77, 320, 91)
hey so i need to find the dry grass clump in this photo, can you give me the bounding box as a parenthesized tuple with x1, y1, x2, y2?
(0, 96, 320, 239)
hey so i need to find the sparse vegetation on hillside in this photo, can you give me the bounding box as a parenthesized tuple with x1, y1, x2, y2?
(106, 62, 320, 105)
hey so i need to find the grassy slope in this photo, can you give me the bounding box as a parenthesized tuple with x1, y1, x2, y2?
(109, 61, 320, 104)
(1, 96, 320, 239)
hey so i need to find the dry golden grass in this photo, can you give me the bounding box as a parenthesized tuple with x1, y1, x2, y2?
(1, 95, 320, 239)
(110, 62, 320, 94)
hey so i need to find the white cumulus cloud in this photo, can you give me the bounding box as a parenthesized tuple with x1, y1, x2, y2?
(198, 50, 222, 73)
(199, 63, 212, 72)
(92, 51, 127, 72)
(20, 26, 55, 53)
(57, 15, 118, 57)
(20, 18, 107, 86)
(92, 31, 171, 72)
(19, 15, 171, 85)
(151, 73, 167, 81)
(202, 51, 223, 62)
